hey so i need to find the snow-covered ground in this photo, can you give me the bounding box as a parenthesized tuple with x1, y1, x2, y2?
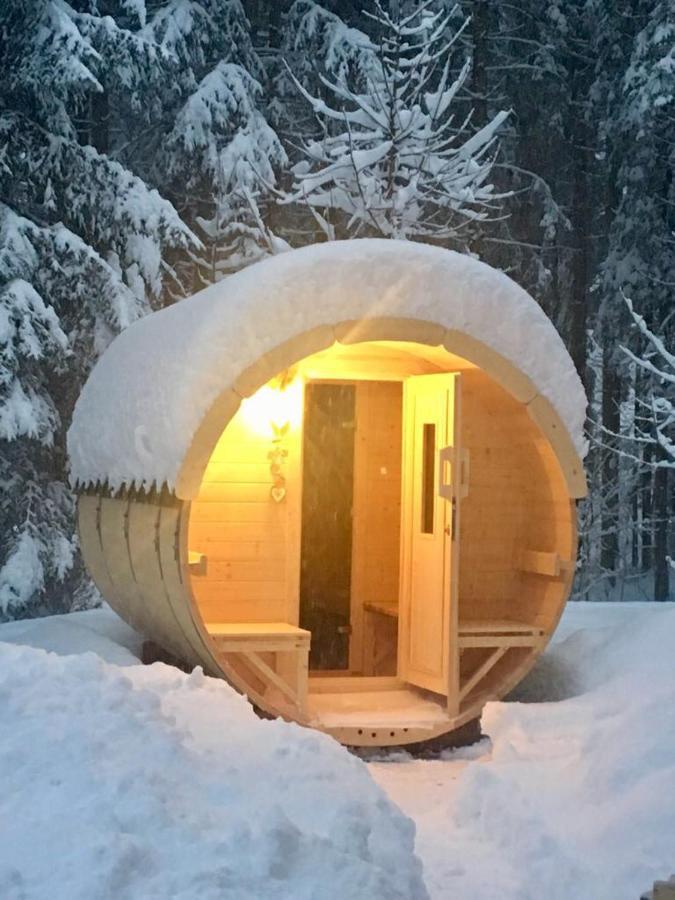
(0, 610, 426, 900)
(1, 602, 674, 900)
(372, 602, 675, 899)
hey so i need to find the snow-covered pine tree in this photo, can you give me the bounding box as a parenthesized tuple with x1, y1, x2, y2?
(277, 0, 378, 129)
(620, 300, 673, 602)
(270, 0, 380, 246)
(458, 1, 583, 345)
(623, 300, 675, 467)
(587, 1, 675, 598)
(283, 0, 509, 243)
(148, 0, 288, 287)
(0, 1, 193, 618)
(594, 1, 675, 326)
(161, 61, 288, 283)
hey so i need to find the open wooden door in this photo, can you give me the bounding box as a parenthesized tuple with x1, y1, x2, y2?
(399, 373, 461, 713)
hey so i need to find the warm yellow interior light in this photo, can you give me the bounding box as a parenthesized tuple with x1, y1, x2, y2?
(240, 375, 303, 439)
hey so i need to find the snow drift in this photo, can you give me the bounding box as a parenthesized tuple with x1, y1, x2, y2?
(0, 638, 427, 900)
(3, 603, 673, 900)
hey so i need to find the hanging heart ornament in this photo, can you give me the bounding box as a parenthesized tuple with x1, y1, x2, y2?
(271, 485, 286, 503)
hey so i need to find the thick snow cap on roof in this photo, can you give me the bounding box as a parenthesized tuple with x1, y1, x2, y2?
(68, 239, 587, 494)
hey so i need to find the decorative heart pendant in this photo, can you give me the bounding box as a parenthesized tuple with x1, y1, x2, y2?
(271, 485, 286, 503)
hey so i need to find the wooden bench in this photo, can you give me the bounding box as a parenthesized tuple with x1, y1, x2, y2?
(359, 602, 548, 685)
(362, 600, 399, 675)
(206, 623, 311, 714)
(519, 550, 574, 578)
(459, 619, 546, 648)
(363, 600, 399, 618)
(458, 619, 547, 703)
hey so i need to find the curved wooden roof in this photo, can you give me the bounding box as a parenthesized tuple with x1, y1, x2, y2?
(68, 240, 587, 497)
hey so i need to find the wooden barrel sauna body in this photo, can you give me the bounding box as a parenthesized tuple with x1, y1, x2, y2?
(76, 319, 584, 749)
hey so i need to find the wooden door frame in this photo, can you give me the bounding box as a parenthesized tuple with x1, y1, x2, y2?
(298, 376, 405, 677)
(297, 373, 462, 698)
(285, 379, 305, 626)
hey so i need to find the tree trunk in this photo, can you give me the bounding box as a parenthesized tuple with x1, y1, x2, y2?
(471, 0, 489, 127)
(568, 132, 592, 386)
(642, 441, 653, 571)
(653, 445, 671, 601)
(566, 11, 596, 389)
(600, 354, 621, 583)
(90, 89, 109, 155)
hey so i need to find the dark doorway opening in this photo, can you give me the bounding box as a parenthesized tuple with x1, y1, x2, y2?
(299, 383, 356, 670)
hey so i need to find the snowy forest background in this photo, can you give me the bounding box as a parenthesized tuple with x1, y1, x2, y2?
(1, 0, 673, 620)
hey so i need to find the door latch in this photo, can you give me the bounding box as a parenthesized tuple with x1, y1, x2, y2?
(445, 499, 457, 540)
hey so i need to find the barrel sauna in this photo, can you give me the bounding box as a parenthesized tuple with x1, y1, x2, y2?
(69, 240, 587, 748)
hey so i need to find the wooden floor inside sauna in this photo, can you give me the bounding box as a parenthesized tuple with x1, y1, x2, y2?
(306, 680, 450, 729)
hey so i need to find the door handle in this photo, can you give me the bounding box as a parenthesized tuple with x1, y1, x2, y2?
(438, 445, 454, 501)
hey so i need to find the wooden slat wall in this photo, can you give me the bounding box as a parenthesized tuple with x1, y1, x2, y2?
(188, 404, 300, 624)
(78, 493, 224, 674)
(459, 370, 574, 633)
(350, 381, 403, 672)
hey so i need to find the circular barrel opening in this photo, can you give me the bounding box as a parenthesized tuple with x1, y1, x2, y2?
(184, 338, 576, 746)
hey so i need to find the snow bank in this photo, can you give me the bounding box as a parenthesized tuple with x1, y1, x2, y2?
(0, 606, 142, 666)
(68, 239, 587, 493)
(372, 602, 675, 900)
(0, 642, 427, 900)
(2, 603, 673, 899)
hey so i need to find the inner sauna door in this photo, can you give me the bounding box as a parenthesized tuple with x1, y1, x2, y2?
(299, 383, 356, 670)
(299, 380, 403, 674)
(400, 373, 461, 707)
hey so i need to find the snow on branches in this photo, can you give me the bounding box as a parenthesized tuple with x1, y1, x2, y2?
(282, 0, 377, 88)
(284, 1, 509, 242)
(163, 62, 288, 279)
(0, 1, 197, 618)
(622, 297, 675, 467)
(148, 1, 287, 282)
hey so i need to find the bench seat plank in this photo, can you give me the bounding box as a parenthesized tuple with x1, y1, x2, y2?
(459, 619, 545, 636)
(459, 619, 547, 650)
(207, 622, 310, 641)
